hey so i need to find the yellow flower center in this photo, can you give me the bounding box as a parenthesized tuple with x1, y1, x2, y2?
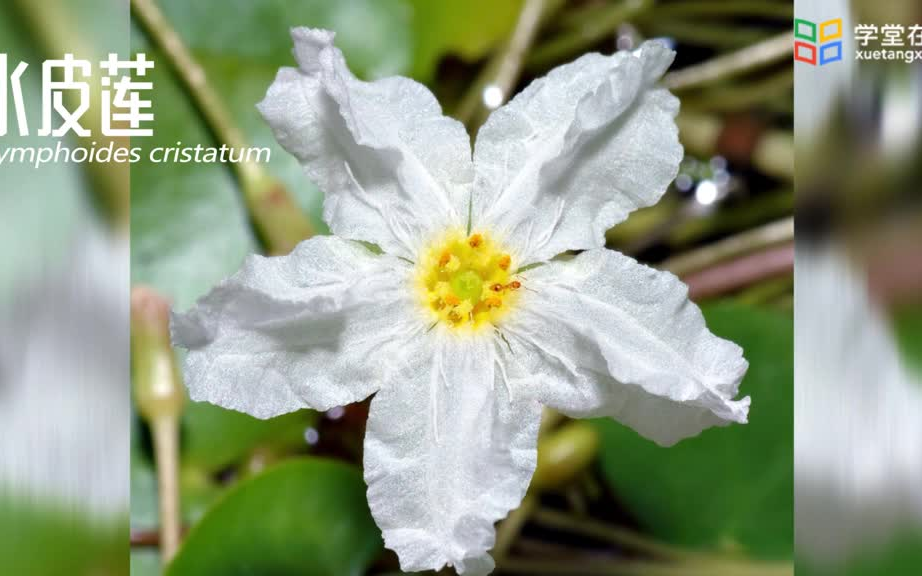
(417, 229, 520, 329)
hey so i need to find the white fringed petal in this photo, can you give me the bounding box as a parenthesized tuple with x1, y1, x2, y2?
(472, 41, 682, 266)
(500, 249, 749, 446)
(171, 236, 420, 418)
(257, 28, 474, 260)
(364, 332, 541, 574)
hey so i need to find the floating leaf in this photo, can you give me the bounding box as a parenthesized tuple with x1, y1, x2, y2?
(166, 458, 382, 576)
(593, 301, 793, 558)
(180, 401, 313, 472)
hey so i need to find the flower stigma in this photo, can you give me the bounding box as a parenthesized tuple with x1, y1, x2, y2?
(417, 229, 521, 329)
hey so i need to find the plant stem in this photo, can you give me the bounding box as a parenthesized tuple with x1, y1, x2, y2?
(680, 68, 793, 113)
(456, 0, 551, 131)
(130, 0, 313, 254)
(131, 286, 186, 563)
(491, 0, 547, 100)
(663, 31, 793, 91)
(655, 1, 793, 20)
(662, 217, 793, 276)
(642, 19, 775, 49)
(676, 193, 794, 250)
(526, 0, 654, 71)
(152, 416, 181, 561)
(683, 242, 794, 300)
(531, 508, 703, 562)
(494, 494, 537, 562)
(736, 274, 794, 306)
(130, 0, 246, 174)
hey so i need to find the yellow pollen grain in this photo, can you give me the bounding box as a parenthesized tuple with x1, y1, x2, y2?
(416, 229, 521, 330)
(444, 254, 460, 272)
(455, 300, 473, 317)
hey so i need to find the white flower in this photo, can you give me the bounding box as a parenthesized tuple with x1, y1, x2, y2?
(795, 246, 922, 565)
(171, 28, 750, 575)
(1, 223, 129, 517)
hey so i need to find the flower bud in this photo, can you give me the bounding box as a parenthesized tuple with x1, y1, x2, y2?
(131, 286, 184, 421)
(532, 421, 600, 490)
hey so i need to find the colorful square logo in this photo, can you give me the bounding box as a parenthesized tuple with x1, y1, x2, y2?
(794, 18, 842, 66)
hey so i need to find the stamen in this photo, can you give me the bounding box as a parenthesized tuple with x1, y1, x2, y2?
(416, 229, 521, 329)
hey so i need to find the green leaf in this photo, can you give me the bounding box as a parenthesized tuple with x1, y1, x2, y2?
(181, 401, 314, 472)
(408, 0, 523, 81)
(161, 0, 412, 79)
(593, 301, 793, 559)
(892, 305, 922, 380)
(166, 458, 382, 576)
(797, 533, 922, 576)
(0, 498, 127, 576)
(129, 45, 257, 310)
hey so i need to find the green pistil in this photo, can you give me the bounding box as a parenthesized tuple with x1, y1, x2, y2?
(450, 269, 483, 304)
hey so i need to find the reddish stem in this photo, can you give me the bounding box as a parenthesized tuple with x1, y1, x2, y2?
(683, 242, 793, 300)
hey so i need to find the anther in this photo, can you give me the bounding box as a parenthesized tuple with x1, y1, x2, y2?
(420, 230, 518, 328)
